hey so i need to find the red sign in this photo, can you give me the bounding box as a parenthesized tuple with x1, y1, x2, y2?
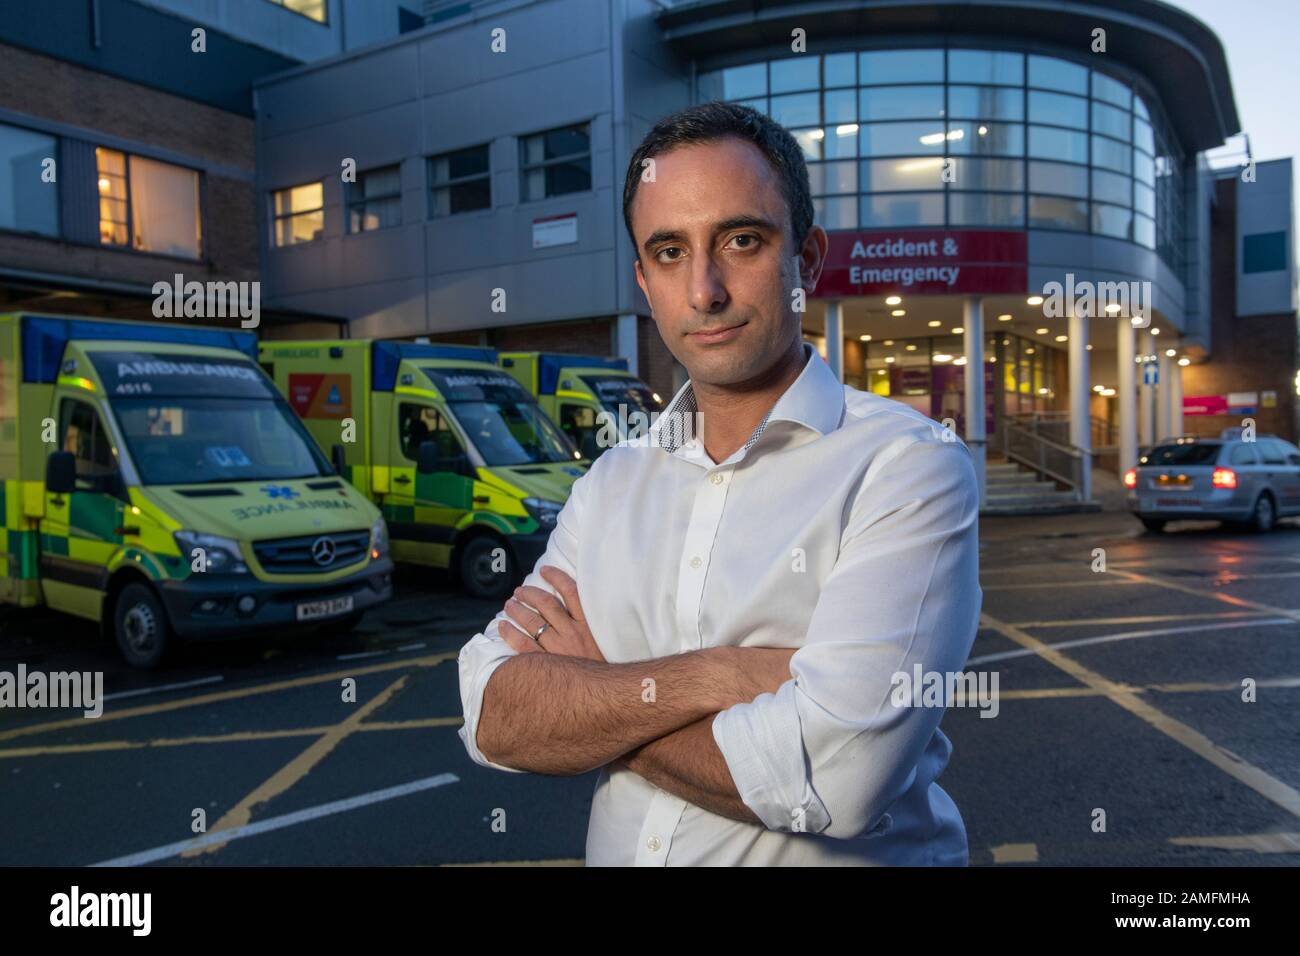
(288, 373, 352, 419)
(1183, 395, 1228, 416)
(814, 229, 1027, 297)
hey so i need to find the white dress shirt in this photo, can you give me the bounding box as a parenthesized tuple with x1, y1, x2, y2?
(458, 342, 982, 865)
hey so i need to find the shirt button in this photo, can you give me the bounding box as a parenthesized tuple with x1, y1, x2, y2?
(709, 473, 724, 485)
(646, 836, 662, 852)
(689, 555, 702, 569)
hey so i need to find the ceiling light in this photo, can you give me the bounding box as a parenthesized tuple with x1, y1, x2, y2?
(997, 313, 1012, 321)
(891, 309, 906, 317)
(952, 327, 964, 334)
(885, 295, 902, 306)
(1027, 295, 1044, 306)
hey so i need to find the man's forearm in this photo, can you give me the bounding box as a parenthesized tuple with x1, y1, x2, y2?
(619, 715, 760, 824)
(476, 648, 737, 775)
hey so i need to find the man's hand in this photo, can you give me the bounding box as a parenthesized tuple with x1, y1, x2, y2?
(498, 566, 606, 662)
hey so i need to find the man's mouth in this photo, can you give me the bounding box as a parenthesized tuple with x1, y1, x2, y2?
(688, 322, 745, 344)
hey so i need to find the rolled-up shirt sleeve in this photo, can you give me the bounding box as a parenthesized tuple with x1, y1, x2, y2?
(711, 432, 982, 838)
(457, 466, 590, 773)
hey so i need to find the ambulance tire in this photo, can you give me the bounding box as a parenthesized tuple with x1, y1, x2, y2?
(113, 582, 172, 670)
(458, 534, 518, 601)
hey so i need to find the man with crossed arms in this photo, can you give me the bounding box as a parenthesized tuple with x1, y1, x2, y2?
(457, 101, 982, 866)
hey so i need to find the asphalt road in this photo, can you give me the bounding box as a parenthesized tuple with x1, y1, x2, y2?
(2, 513, 1298, 866)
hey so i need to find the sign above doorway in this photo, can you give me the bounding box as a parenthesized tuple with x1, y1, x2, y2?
(814, 229, 1027, 298)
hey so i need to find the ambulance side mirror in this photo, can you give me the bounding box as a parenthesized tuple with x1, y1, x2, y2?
(46, 451, 76, 495)
(330, 444, 347, 476)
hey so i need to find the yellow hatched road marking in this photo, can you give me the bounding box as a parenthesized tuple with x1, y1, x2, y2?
(0, 717, 464, 759)
(0, 651, 456, 743)
(183, 675, 410, 857)
(980, 611, 1300, 822)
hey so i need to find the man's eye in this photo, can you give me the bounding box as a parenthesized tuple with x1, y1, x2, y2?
(727, 234, 760, 250)
(656, 246, 684, 262)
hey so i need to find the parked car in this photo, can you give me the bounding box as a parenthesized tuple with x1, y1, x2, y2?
(1124, 430, 1300, 532)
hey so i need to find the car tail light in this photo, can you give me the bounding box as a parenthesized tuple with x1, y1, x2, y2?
(1123, 468, 1137, 488)
(1212, 467, 1237, 489)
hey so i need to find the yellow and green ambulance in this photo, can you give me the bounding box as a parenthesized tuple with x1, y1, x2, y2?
(496, 352, 663, 459)
(258, 340, 587, 600)
(0, 313, 393, 668)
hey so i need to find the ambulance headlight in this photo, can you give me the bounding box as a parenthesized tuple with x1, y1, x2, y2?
(174, 531, 248, 575)
(369, 518, 389, 559)
(522, 497, 562, 529)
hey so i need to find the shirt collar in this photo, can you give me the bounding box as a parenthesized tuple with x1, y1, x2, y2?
(649, 342, 845, 457)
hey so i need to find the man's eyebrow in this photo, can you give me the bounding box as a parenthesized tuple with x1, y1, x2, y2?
(641, 215, 781, 254)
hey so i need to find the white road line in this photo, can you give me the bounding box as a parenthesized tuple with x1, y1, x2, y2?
(89, 772, 459, 867)
(967, 617, 1296, 666)
(337, 649, 389, 661)
(396, 643, 426, 652)
(1010, 611, 1269, 629)
(103, 676, 224, 702)
(980, 579, 1145, 591)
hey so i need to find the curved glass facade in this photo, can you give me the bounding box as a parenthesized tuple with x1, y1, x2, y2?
(698, 47, 1186, 275)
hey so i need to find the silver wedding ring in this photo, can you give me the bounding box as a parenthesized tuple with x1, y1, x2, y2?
(532, 622, 550, 641)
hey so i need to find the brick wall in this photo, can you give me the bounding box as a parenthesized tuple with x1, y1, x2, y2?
(0, 42, 259, 299)
(0, 44, 253, 168)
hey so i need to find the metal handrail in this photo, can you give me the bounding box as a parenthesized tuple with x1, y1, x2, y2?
(1001, 421, 1087, 498)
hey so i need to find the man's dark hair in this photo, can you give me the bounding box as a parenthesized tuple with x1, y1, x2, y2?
(622, 101, 814, 262)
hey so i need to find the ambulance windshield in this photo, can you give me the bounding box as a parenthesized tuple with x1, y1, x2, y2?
(422, 367, 577, 466)
(91, 351, 333, 485)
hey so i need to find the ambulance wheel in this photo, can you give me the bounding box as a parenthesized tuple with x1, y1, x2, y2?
(113, 582, 171, 669)
(458, 535, 517, 601)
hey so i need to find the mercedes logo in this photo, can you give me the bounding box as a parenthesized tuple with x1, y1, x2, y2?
(311, 536, 336, 567)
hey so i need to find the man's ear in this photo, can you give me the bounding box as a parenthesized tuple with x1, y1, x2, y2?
(634, 254, 651, 305)
(799, 224, 829, 295)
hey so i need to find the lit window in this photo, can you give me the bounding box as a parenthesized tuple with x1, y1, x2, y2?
(272, 182, 324, 246)
(266, 0, 327, 24)
(95, 147, 202, 258)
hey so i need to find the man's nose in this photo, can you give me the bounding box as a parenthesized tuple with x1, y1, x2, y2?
(686, 252, 728, 313)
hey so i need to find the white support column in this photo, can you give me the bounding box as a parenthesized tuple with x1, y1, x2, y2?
(1117, 318, 1137, 476)
(1137, 329, 1155, 447)
(615, 313, 639, 377)
(962, 296, 986, 509)
(1156, 347, 1173, 441)
(1068, 305, 1091, 502)
(824, 300, 844, 382)
(1169, 351, 1184, 437)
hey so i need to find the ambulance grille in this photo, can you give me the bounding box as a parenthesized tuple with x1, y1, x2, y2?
(253, 530, 370, 574)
